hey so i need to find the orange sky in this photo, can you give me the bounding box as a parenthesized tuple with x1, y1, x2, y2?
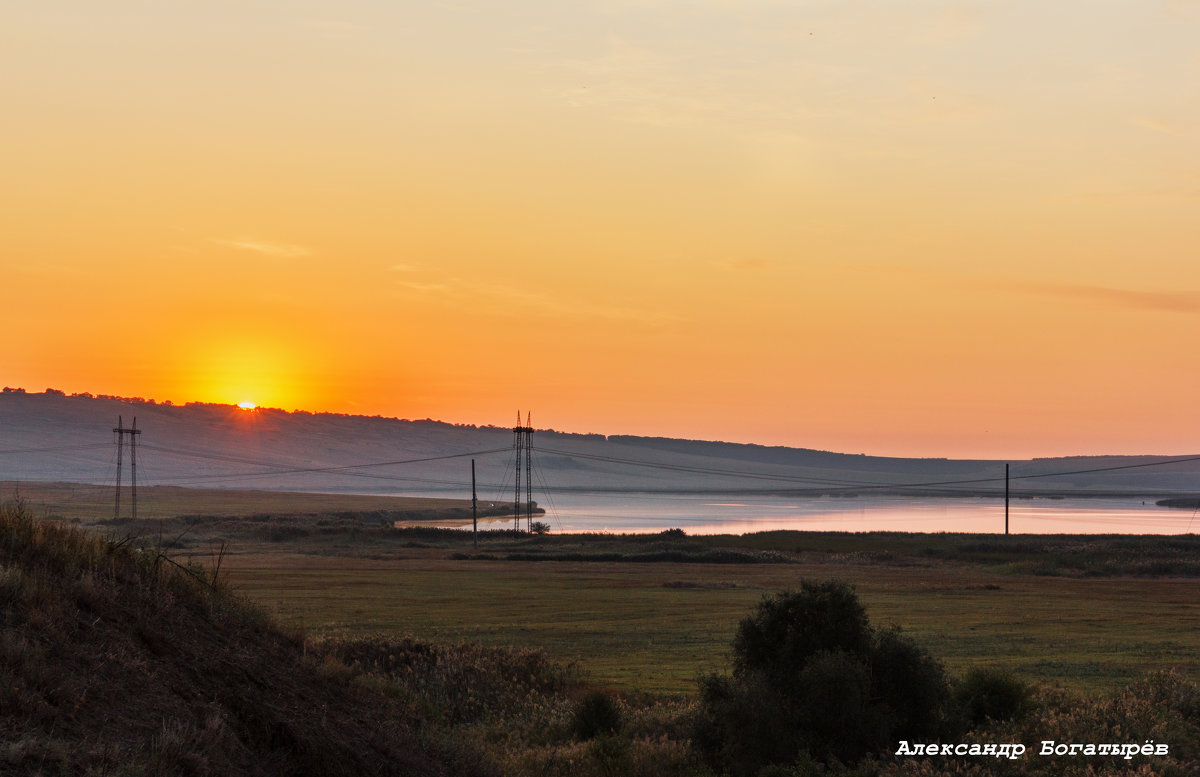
(3, 2, 1199, 459)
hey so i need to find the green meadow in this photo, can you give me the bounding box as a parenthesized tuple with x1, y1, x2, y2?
(16, 482, 1200, 695)
(222, 531, 1200, 695)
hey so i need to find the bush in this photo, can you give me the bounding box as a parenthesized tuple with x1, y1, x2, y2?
(871, 625, 951, 738)
(694, 580, 949, 775)
(953, 667, 1029, 727)
(571, 691, 623, 740)
(693, 673, 797, 775)
(732, 579, 872, 698)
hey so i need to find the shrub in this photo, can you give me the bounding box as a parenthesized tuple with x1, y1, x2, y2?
(694, 580, 949, 775)
(571, 691, 623, 740)
(871, 625, 951, 738)
(732, 580, 872, 691)
(694, 672, 797, 776)
(953, 667, 1029, 727)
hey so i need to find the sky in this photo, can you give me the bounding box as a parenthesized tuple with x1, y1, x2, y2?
(3, 1, 1199, 459)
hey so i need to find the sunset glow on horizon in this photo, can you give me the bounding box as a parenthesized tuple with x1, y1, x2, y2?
(4, 2, 1199, 459)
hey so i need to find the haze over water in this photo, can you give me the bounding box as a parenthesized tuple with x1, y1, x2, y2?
(431, 493, 1198, 535)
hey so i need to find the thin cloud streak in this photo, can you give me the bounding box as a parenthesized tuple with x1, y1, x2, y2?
(214, 238, 314, 259)
(393, 275, 682, 324)
(1000, 280, 1200, 314)
(1134, 116, 1191, 138)
(397, 280, 452, 293)
(711, 257, 776, 271)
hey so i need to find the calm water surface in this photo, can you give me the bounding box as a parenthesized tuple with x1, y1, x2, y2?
(458, 493, 1198, 535)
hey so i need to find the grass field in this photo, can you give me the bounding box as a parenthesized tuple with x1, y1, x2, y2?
(13, 482, 1198, 697)
(223, 547, 1200, 695)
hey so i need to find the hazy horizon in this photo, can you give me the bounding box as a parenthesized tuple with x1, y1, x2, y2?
(6, 386, 1200, 464)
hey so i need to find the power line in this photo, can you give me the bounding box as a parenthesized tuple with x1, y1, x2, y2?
(1011, 455, 1200, 480)
(0, 443, 111, 455)
(532, 445, 1200, 494)
(138, 443, 510, 481)
(533, 445, 882, 487)
(13, 417, 1198, 504)
(532, 457, 563, 532)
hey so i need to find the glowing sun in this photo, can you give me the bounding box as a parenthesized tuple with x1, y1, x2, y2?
(237, 401, 258, 410)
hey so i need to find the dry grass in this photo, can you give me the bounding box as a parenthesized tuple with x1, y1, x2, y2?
(0, 497, 485, 777)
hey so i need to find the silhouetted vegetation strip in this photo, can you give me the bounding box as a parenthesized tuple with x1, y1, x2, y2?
(706, 531, 1200, 577)
(171, 504, 519, 524)
(444, 531, 1200, 574)
(914, 535, 1200, 577)
(1157, 497, 1200, 508)
(502, 548, 794, 563)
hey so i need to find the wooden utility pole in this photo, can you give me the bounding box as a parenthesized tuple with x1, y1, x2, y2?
(114, 416, 123, 520)
(472, 458, 478, 548)
(130, 417, 139, 520)
(1005, 462, 1010, 536)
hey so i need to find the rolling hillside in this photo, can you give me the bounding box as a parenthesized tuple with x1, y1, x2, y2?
(3, 389, 1199, 500)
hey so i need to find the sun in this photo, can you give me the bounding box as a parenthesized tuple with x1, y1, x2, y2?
(183, 332, 324, 413)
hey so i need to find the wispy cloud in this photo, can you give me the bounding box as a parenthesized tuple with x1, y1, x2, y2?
(214, 237, 314, 259)
(1164, 0, 1200, 20)
(1000, 280, 1200, 314)
(393, 274, 682, 324)
(1134, 116, 1191, 139)
(484, 283, 682, 323)
(397, 280, 453, 293)
(295, 18, 365, 37)
(711, 257, 776, 271)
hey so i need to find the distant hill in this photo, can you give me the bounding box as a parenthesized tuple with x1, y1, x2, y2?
(3, 388, 1199, 499)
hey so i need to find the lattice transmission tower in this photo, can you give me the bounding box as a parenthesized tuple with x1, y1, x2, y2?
(112, 415, 142, 520)
(513, 411, 534, 531)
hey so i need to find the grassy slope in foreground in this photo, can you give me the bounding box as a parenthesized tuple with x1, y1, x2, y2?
(0, 498, 486, 777)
